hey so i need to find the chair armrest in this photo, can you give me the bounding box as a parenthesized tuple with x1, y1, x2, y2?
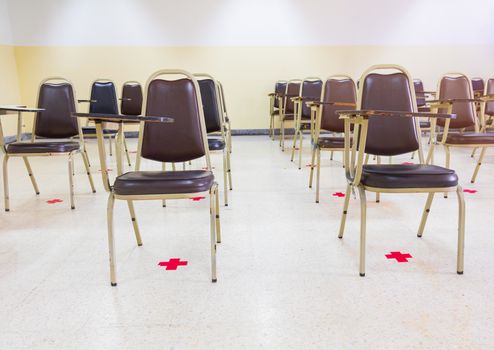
(307, 101, 356, 107)
(119, 98, 132, 101)
(77, 99, 97, 103)
(337, 109, 456, 120)
(72, 112, 174, 124)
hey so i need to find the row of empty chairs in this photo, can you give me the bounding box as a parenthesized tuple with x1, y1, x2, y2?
(268, 65, 494, 276)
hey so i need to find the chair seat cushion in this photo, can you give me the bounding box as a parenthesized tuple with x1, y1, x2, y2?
(208, 138, 226, 151)
(82, 126, 118, 135)
(113, 170, 215, 196)
(361, 164, 458, 189)
(317, 137, 345, 149)
(7, 141, 80, 154)
(437, 132, 494, 145)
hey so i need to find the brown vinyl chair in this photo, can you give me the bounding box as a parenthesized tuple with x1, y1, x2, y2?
(120, 81, 143, 166)
(337, 65, 464, 277)
(484, 78, 494, 128)
(471, 77, 485, 98)
(290, 77, 323, 168)
(308, 76, 356, 203)
(279, 79, 302, 151)
(107, 69, 220, 286)
(433, 73, 494, 183)
(2, 77, 96, 211)
(195, 74, 232, 206)
(269, 80, 287, 140)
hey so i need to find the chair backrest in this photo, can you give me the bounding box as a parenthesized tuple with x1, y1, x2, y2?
(284, 80, 301, 114)
(486, 78, 494, 116)
(274, 81, 287, 108)
(197, 78, 222, 134)
(413, 79, 426, 107)
(320, 76, 356, 133)
(359, 65, 419, 156)
(437, 74, 477, 129)
(89, 80, 119, 115)
(121, 81, 143, 116)
(300, 78, 323, 118)
(471, 77, 485, 96)
(34, 77, 79, 139)
(138, 70, 209, 165)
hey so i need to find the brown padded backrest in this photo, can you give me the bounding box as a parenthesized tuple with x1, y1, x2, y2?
(121, 83, 143, 116)
(141, 78, 205, 163)
(471, 77, 485, 94)
(35, 82, 79, 138)
(438, 76, 476, 129)
(320, 78, 356, 133)
(413, 79, 426, 107)
(361, 73, 419, 156)
(285, 82, 300, 114)
(301, 80, 323, 118)
(274, 81, 286, 108)
(486, 78, 494, 116)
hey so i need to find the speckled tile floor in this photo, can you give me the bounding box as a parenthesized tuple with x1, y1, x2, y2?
(0, 135, 493, 349)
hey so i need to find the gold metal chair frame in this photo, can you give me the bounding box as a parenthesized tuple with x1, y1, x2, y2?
(307, 75, 356, 203)
(269, 80, 287, 140)
(426, 73, 494, 184)
(217, 81, 232, 154)
(89, 69, 221, 286)
(194, 73, 233, 206)
(337, 64, 465, 277)
(278, 79, 302, 151)
(2, 77, 95, 211)
(290, 77, 322, 168)
(119, 80, 143, 167)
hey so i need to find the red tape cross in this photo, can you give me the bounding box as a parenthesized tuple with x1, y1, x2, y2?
(191, 196, 206, 201)
(46, 199, 63, 204)
(158, 258, 188, 270)
(386, 251, 412, 263)
(463, 189, 477, 194)
(332, 192, 345, 198)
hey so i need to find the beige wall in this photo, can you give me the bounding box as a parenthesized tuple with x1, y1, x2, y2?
(12, 45, 494, 131)
(0, 45, 21, 136)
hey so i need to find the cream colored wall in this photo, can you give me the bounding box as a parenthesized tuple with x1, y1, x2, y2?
(13, 45, 494, 131)
(0, 45, 21, 136)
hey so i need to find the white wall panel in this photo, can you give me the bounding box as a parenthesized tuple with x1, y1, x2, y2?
(0, 0, 12, 44)
(6, 0, 494, 46)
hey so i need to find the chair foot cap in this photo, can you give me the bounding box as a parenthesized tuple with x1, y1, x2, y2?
(111, 282, 117, 287)
(71, 206, 75, 210)
(359, 273, 365, 277)
(470, 181, 474, 184)
(138, 243, 143, 247)
(316, 201, 319, 204)
(36, 192, 40, 195)
(212, 279, 217, 283)
(92, 190, 96, 193)
(457, 271, 464, 275)
(376, 200, 380, 203)
(225, 204, 228, 207)
(417, 234, 422, 238)
(5, 209, 9, 212)
(162, 205, 166, 208)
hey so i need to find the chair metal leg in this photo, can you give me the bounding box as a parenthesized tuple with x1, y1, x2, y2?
(281, 121, 285, 151)
(107, 193, 117, 286)
(215, 184, 221, 243)
(444, 146, 451, 198)
(81, 152, 96, 193)
(309, 147, 316, 188)
(22, 157, 40, 195)
(226, 148, 232, 191)
(127, 200, 143, 246)
(223, 149, 228, 206)
(338, 184, 352, 238)
(417, 192, 434, 237)
(456, 186, 465, 274)
(364, 154, 370, 165)
(269, 115, 274, 140)
(108, 135, 113, 156)
(172, 163, 176, 171)
(3, 155, 10, 212)
(315, 148, 321, 203)
(470, 147, 487, 183)
(162, 163, 167, 208)
(83, 146, 91, 168)
(358, 186, 367, 277)
(330, 151, 334, 161)
(290, 129, 298, 161)
(471, 147, 477, 158)
(298, 130, 303, 170)
(123, 134, 132, 167)
(210, 186, 217, 283)
(376, 156, 381, 203)
(68, 155, 75, 210)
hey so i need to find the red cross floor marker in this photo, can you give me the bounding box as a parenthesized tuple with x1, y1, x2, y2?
(464, 189, 478, 194)
(191, 196, 206, 201)
(158, 258, 188, 270)
(46, 199, 63, 204)
(99, 168, 113, 172)
(402, 162, 414, 165)
(386, 251, 413, 263)
(332, 192, 345, 198)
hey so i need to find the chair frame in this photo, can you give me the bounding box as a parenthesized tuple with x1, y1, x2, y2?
(278, 79, 302, 151)
(308, 75, 356, 203)
(97, 70, 221, 286)
(120, 80, 143, 166)
(194, 73, 232, 206)
(290, 77, 323, 168)
(217, 81, 232, 153)
(337, 64, 465, 277)
(2, 77, 95, 211)
(269, 80, 288, 140)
